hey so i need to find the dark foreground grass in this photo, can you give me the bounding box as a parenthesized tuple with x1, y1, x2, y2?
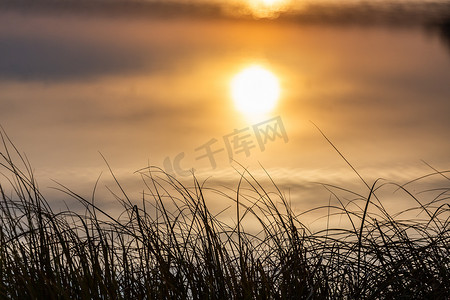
(0, 132, 449, 299)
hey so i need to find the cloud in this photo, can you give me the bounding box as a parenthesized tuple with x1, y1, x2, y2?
(2, 1, 450, 82)
(2, 0, 450, 26)
(0, 36, 151, 81)
(436, 17, 450, 52)
(0, 14, 232, 81)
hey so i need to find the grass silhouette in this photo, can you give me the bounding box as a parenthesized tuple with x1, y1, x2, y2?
(0, 129, 448, 299)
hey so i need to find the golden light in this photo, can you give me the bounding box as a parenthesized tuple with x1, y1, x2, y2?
(260, 0, 280, 5)
(231, 65, 280, 116)
(247, 0, 289, 18)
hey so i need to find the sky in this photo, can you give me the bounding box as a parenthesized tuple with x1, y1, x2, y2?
(1, 0, 450, 228)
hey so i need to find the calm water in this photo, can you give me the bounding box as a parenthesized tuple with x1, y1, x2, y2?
(1, 0, 449, 228)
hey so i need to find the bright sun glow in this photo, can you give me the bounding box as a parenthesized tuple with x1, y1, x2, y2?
(231, 65, 280, 116)
(247, 0, 288, 18)
(260, 0, 279, 5)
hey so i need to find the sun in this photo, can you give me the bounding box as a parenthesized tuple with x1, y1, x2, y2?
(231, 65, 280, 116)
(251, 0, 284, 7)
(247, 0, 288, 18)
(260, 0, 280, 5)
